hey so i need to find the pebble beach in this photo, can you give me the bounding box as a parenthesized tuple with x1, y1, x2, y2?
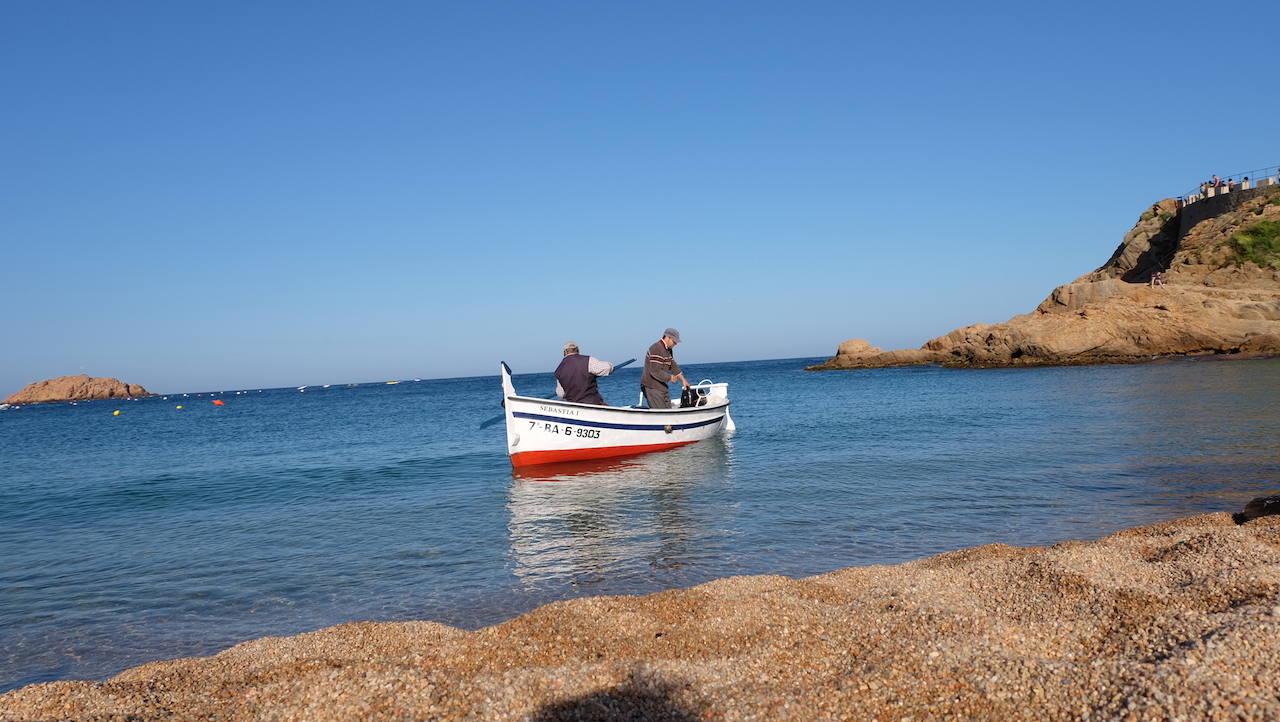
(4, 510, 1279, 721)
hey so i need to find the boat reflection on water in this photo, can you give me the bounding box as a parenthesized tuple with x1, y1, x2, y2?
(510, 454, 655, 482)
(506, 435, 735, 593)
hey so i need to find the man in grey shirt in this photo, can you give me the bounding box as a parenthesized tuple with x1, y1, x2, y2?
(640, 328, 689, 409)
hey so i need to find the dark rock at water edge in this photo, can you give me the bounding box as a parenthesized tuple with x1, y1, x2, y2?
(1236, 495, 1280, 524)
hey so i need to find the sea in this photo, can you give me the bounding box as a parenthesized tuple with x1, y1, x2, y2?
(3, 356, 1279, 693)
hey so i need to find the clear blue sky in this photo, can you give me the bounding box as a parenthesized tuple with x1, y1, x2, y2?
(3, 1, 1277, 394)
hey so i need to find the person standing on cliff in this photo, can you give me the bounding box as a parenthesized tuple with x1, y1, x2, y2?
(554, 342, 614, 405)
(640, 328, 689, 409)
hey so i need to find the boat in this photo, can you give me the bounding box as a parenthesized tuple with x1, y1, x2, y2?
(498, 362, 734, 467)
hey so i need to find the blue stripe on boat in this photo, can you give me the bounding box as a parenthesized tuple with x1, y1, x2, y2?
(512, 411, 725, 432)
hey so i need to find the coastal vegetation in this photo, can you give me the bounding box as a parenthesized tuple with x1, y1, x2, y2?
(1227, 219, 1280, 269)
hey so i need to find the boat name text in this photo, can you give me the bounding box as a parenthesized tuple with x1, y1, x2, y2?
(538, 405, 580, 416)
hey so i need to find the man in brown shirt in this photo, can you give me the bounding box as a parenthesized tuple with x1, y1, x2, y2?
(640, 328, 689, 409)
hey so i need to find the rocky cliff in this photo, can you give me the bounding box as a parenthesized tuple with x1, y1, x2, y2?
(809, 185, 1280, 371)
(4, 375, 155, 404)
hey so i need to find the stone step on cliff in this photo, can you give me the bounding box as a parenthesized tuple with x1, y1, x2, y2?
(810, 185, 1280, 370)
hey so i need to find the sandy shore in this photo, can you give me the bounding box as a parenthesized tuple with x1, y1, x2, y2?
(4, 511, 1280, 721)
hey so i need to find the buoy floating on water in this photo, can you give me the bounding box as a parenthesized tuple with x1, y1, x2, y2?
(176, 405, 183, 409)
(113, 410, 121, 416)
(212, 399, 225, 406)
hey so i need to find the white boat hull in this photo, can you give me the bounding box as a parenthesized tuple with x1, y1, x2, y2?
(500, 363, 733, 467)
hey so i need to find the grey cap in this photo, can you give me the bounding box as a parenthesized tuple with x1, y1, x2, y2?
(663, 328, 681, 343)
(564, 341, 579, 353)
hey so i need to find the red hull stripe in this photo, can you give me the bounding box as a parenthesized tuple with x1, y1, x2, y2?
(510, 441, 696, 467)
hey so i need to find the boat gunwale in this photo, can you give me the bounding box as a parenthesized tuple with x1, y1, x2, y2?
(504, 394, 729, 417)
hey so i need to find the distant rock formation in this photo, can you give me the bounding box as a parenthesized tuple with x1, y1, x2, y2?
(821, 338, 884, 367)
(810, 186, 1280, 371)
(4, 375, 155, 404)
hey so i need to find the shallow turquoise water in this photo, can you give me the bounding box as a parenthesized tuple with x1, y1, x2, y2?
(2, 357, 1278, 692)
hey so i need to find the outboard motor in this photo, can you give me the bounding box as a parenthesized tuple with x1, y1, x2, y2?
(680, 386, 707, 408)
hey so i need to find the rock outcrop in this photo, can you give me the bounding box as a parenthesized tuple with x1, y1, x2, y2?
(4, 375, 155, 404)
(810, 185, 1280, 370)
(822, 338, 884, 367)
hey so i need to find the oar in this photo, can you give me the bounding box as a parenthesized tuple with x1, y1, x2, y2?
(478, 358, 636, 429)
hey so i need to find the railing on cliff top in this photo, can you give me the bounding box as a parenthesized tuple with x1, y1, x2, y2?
(1179, 165, 1280, 206)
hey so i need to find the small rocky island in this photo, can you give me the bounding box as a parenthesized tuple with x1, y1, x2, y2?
(4, 375, 155, 405)
(810, 183, 1280, 370)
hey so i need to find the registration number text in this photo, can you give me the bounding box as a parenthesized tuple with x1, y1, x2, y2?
(530, 421, 601, 439)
